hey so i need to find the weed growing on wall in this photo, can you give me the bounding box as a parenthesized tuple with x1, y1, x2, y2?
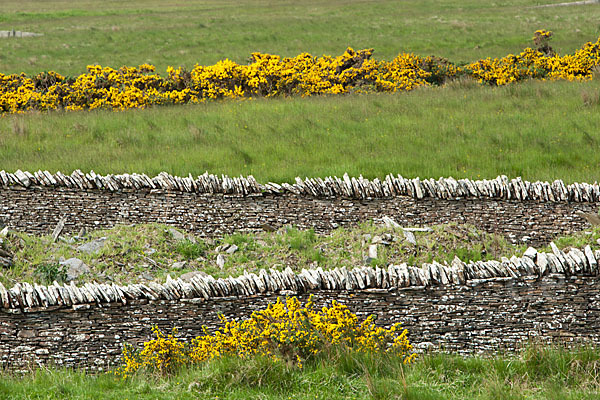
(33, 262, 67, 284)
(174, 240, 206, 260)
(114, 297, 416, 378)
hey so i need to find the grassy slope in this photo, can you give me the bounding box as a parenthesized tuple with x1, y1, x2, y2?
(2, 222, 599, 287)
(1, 0, 600, 76)
(1, 346, 599, 399)
(1, 78, 600, 183)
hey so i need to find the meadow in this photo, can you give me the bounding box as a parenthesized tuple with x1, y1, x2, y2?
(2, 78, 600, 182)
(1, 0, 600, 183)
(2, 0, 600, 77)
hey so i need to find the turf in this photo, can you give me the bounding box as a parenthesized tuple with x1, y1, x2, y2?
(1, 345, 599, 399)
(1, 78, 600, 183)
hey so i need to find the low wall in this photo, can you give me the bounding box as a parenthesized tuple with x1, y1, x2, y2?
(1, 245, 599, 370)
(1, 171, 600, 370)
(2, 276, 599, 371)
(0, 188, 597, 247)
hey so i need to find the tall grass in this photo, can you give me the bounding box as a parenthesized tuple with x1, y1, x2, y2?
(1, 0, 600, 76)
(0, 345, 598, 399)
(1, 78, 599, 183)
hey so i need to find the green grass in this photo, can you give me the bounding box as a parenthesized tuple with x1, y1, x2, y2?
(2, 222, 600, 287)
(2, 1, 600, 183)
(1, 0, 600, 77)
(1, 78, 600, 183)
(1, 345, 599, 399)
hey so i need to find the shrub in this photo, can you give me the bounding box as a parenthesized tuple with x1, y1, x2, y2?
(3, 31, 600, 114)
(115, 297, 416, 378)
(116, 327, 187, 378)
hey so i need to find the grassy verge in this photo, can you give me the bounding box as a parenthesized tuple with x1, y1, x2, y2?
(2, 0, 600, 76)
(1, 345, 598, 399)
(1, 78, 600, 183)
(2, 222, 599, 286)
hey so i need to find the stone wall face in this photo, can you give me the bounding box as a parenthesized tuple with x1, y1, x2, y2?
(2, 275, 599, 371)
(0, 187, 597, 245)
(1, 181, 599, 370)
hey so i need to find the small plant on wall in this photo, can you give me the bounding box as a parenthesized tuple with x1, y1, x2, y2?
(33, 262, 67, 284)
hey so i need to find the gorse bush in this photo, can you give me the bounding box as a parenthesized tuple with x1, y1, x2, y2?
(115, 297, 416, 378)
(465, 30, 600, 85)
(2, 31, 600, 114)
(118, 327, 187, 377)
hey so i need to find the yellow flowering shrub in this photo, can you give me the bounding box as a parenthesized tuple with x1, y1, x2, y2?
(114, 297, 416, 378)
(0, 47, 439, 114)
(115, 326, 187, 378)
(465, 31, 600, 85)
(2, 31, 599, 114)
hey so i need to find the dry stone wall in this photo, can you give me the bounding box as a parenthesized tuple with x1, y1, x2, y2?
(2, 170, 600, 202)
(1, 170, 600, 370)
(1, 170, 599, 245)
(1, 246, 600, 370)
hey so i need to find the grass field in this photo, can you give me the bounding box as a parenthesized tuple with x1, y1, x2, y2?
(1, 346, 599, 399)
(1, 78, 600, 183)
(1, 0, 600, 76)
(2, 1, 600, 182)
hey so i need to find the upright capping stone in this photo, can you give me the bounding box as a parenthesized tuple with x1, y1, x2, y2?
(584, 246, 598, 274)
(536, 252, 549, 276)
(568, 248, 587, 274)
(5, 168, 600, 201)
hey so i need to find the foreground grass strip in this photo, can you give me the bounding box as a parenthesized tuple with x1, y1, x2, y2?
(0, 346, 598, 399)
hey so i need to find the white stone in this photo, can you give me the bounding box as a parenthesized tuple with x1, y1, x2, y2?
(368, 244, 378, 259)
(523, 247, 537, 260)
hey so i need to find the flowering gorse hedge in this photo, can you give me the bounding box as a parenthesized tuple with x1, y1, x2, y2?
(2, 31, 599, 114)
(114, 297, 416, 378)
(465, 30, 600, 85)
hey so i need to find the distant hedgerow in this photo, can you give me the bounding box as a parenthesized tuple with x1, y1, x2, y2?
(2, 31, 600, 114)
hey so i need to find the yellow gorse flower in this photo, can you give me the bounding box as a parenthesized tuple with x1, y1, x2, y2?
(3, 31, 595, 115)
(114, 297, 416, 378)
(466, 30, 600, 84)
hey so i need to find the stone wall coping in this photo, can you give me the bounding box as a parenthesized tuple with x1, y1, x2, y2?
(1, 244, 598, 313)
(2, 169, 600, 202)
